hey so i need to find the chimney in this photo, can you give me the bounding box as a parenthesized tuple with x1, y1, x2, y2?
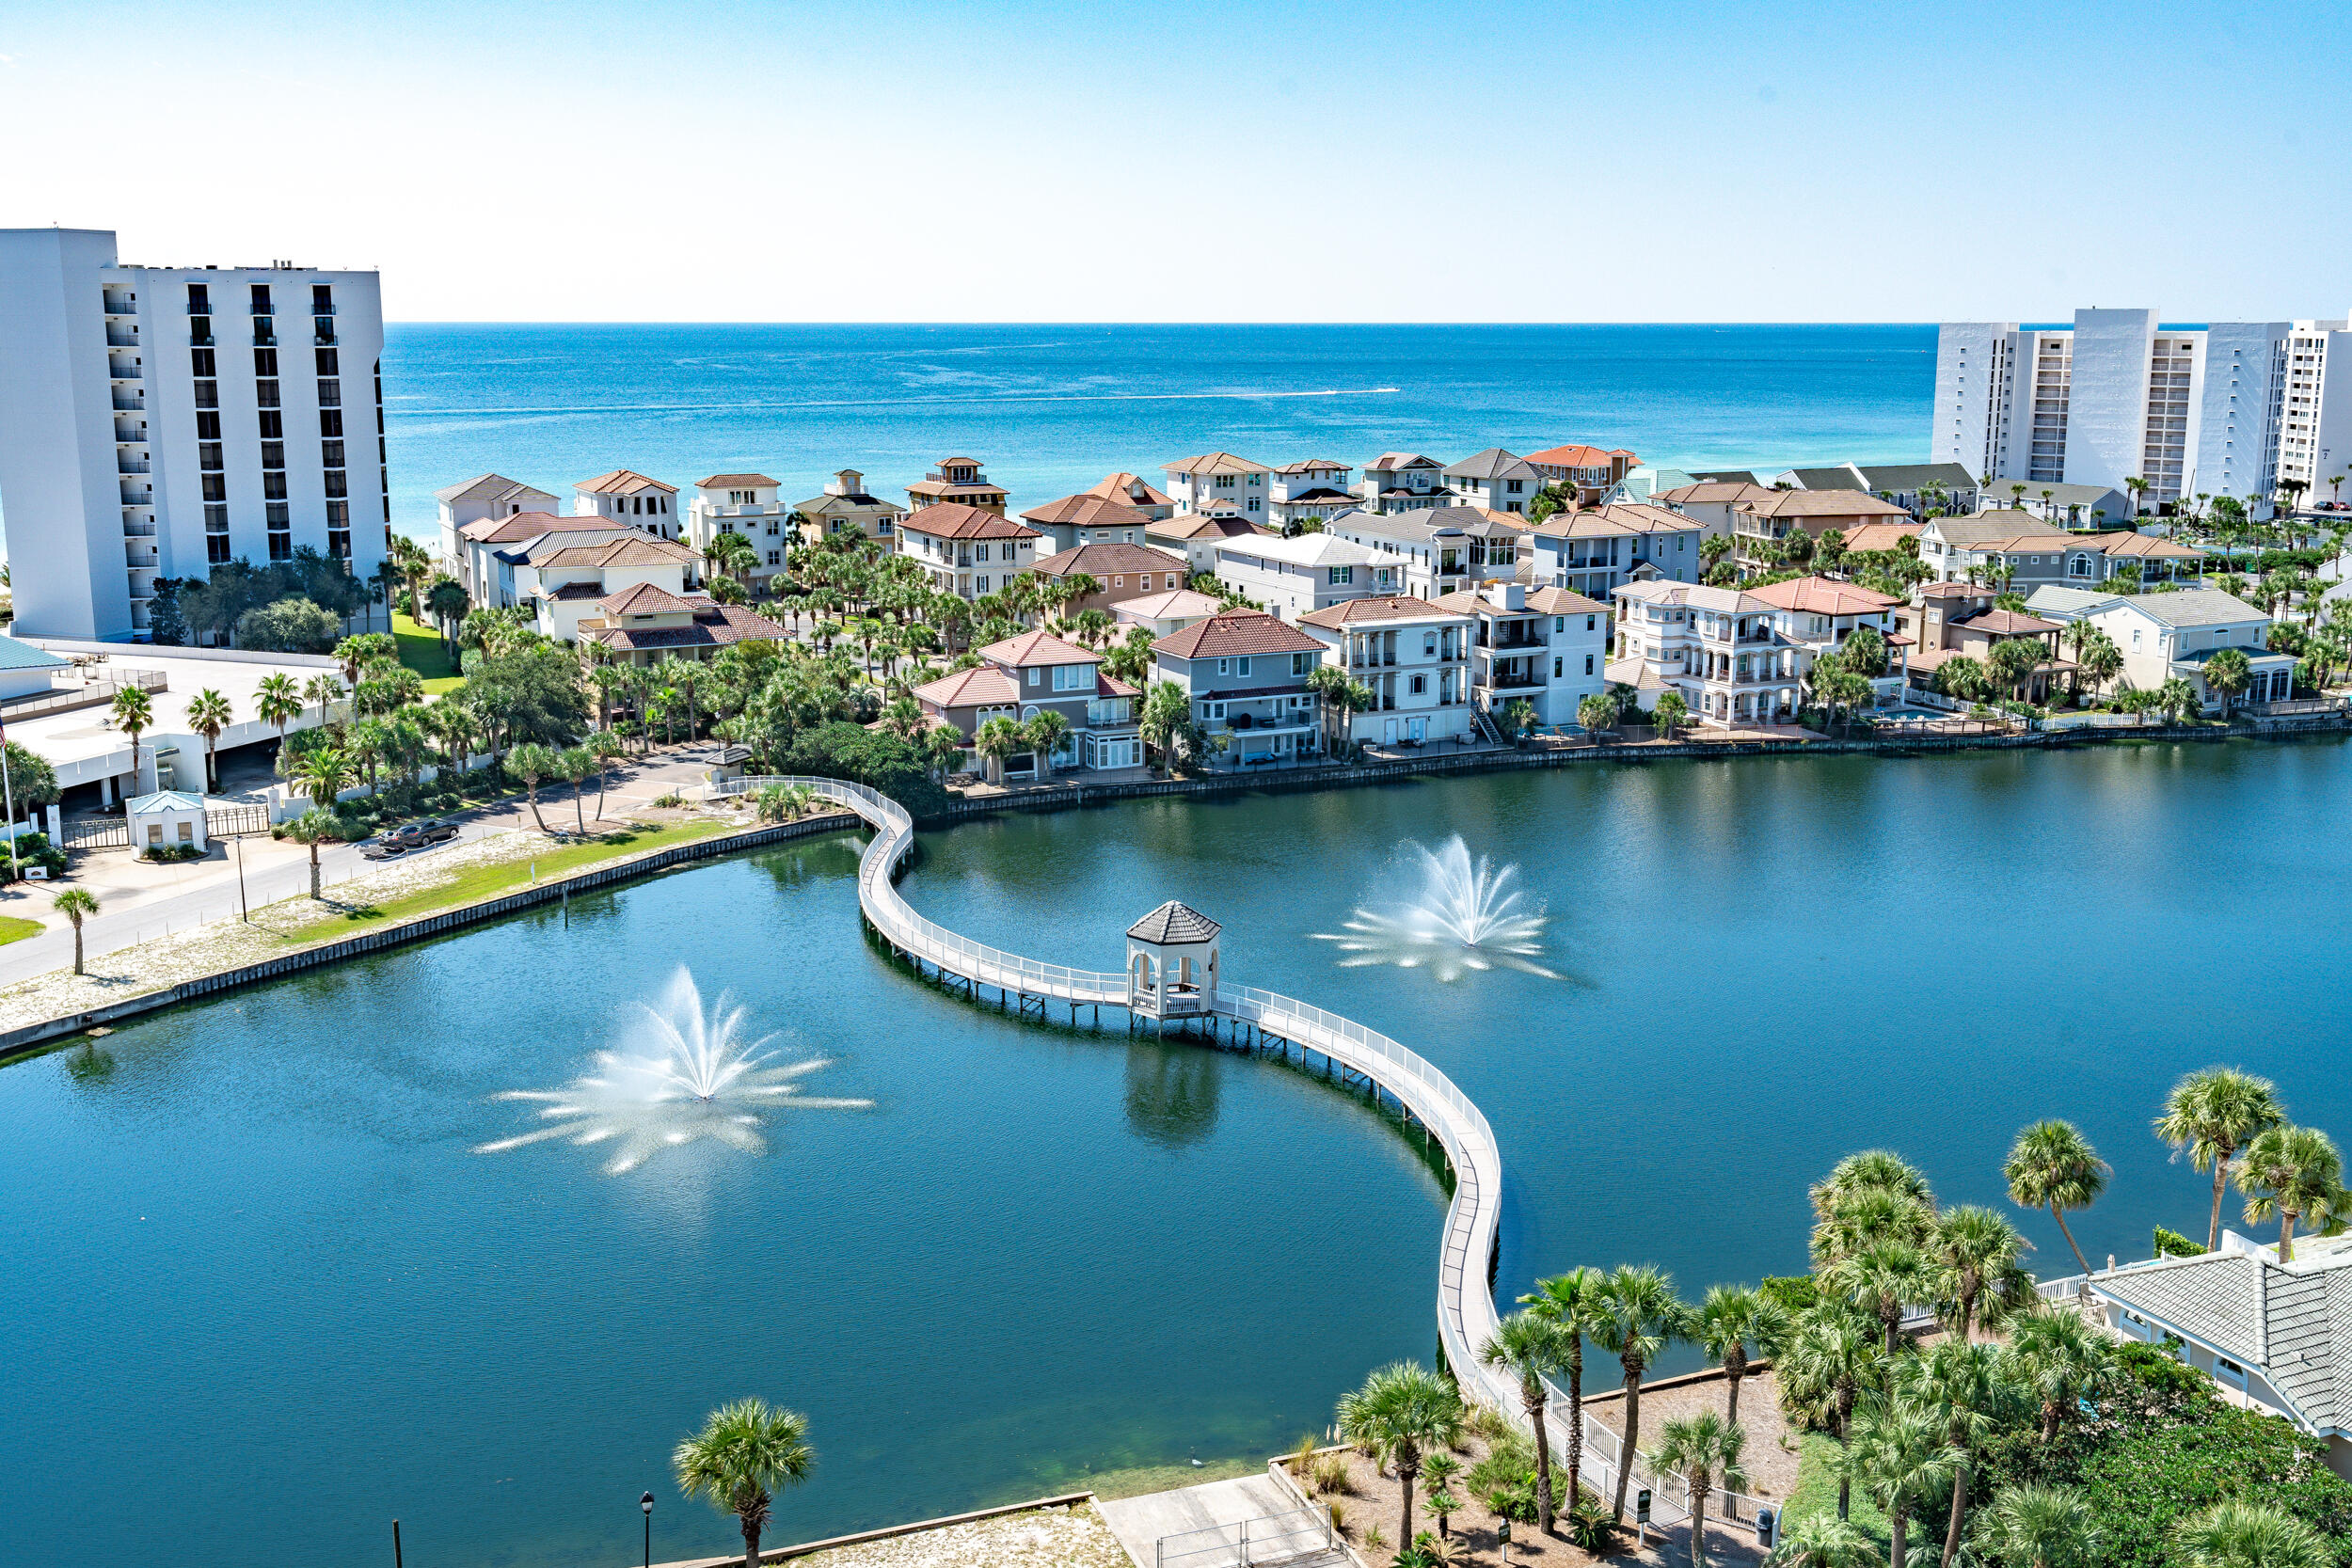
(1489, 581, 1525, 611)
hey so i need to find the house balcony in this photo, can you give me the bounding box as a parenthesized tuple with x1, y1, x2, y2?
(1486, 670, 1545, 691)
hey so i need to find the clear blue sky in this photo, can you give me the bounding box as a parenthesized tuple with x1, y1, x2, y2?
(5, 0, 2346, 322)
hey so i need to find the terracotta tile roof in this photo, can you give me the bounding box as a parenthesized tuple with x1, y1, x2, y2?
(458, 511, 619, 545)
(547, 580, 610, 601)
(1529, 511, 1640, 540)
(1525, 444, 1634, 469)
(1150, 515, 1272, 541)
(1112, 588, 1224, 621)
(1952, 608, 2065, 637)
(934, 455, 984, 468)
(914, 665, 1022, 708)
(1433, 586, 1611, 616)
(1743, 577, 1899, 616)
(978, 629, 1100, 667)
(575, 468, 677, 496)
(1031, 542, 1189, 578)
(902, 502, 1039, 542)
(1296, 594, 1470, 628)
(1086, 472, 1175, 506)
(1152, 609, 1326, 660)
(697, 473, 780, 489)
(600, 582, 696, 615)
(1020, 495, 1155, 531)
(2083, 531, 2206, 560)
(1656, 481, 1775, 506)
(1836, 521, 1926, 554)
(1737, 490, 1911, 519)
(1164, 451, 1270, 476)
(1365, 452, 1441, 471)
(583, 603, 786, 652)
(536, 536, 699, 568)
(1272, 459, 1351, 474)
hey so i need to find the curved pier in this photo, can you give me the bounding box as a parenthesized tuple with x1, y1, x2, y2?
(722, 776, 1517, 1418)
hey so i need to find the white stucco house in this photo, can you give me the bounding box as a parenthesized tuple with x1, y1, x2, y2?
(2083, 589, 2296, 710)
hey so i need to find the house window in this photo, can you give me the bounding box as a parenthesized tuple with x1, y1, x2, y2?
(2216, 1356, 2249, 1393)
(1553, 657, 1563, 677)
(1216, 657, 1230, 675)
(1292, 652, 1311, 675)
(1236, 657, 1250, 676)
(1423, 631, 1438, 656)
(977, 576, 990, 593)
(1585, 654, 1595, 675)
(1330, 566, 1353, 585)
(1586, 615, 1597, 631)
(1028, 668, 1042, 689)
(975, 545, 990, 562)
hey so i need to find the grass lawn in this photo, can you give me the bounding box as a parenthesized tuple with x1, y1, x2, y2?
(390, 611, 465, 694)
(288, 817, 739, 936)
(1782, 1431, 1891, 1546)
(0, 914, 43, 946)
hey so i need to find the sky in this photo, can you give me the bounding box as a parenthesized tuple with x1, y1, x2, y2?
(3, 0, 2349, 323)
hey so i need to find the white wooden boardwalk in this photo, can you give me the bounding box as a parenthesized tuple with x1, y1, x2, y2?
(713, 779, 1518, 1494)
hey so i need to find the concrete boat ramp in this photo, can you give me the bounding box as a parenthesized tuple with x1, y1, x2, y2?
(1098, 1472, 1350, 1568)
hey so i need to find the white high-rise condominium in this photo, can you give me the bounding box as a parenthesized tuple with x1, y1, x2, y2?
(1931, 307, 2352, 515)
(0, 228, 388, 640)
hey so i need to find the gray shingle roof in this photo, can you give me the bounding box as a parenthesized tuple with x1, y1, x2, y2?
(2117, 589, 2266, 628)
(2099, 1244, 2352, 1432)
(2102, 1253, 2263, 1361)
(1853, 463, 1979, 492)
(1128, 900, 1220, 944)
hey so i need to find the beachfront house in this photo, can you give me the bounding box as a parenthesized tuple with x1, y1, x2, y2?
(574, 588, 790, 667)
(1324, 506, 1521, 599)
(1295, 595, 1475, 750)
(905, 457, 1009, 516)
(1653, 479, 1773, 541)
(1026, 540, 1190, 615)
(2084, 589, 2296, 710)
(793, 468, 904, 547)
(451, 511, 628, 607)
(1111, 588, 1224, 641)
(1527, 509, 1640, 600)
(1164, 452, 1271, 519)
(2065, 1231, 2352, 1481)
(1442, 449, 1544, 515)
(436, 473, 559, 577)
(911, 628, 1141, 780)
(1609, 579, 1799, 728)
(574, 468, 683, 542)
(898, 502, 1042, 600)
(1150, 610, 1327, 767)
(1267, 460, 1357, 531)
(1213, 532, 1394, 621)
(1355, 452, 1448, 514)
(1901, 583, 2071, 705)
(685, 473, 790, 589)
(1431, 580, 1611, 729)
(522, 533, 704, 641)
(1919, 512, 2207, 590)
(1524, 444, 1638, 507)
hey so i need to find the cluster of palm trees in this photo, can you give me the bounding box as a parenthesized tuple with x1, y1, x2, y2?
(2156, 1067, 2345, 1264)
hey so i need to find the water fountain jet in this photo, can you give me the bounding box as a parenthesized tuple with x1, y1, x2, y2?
(1311, 836, 1555, 981)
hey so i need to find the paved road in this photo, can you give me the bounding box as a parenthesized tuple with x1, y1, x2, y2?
(0, 744, 727, 989)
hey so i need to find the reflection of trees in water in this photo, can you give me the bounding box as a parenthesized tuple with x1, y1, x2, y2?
(754, 839, 864, 895)
(1124, 1041, 1221, 1148)
(64, 1041, 116, 1084)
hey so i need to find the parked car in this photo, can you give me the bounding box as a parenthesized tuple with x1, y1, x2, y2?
(385, 818, 459, 847)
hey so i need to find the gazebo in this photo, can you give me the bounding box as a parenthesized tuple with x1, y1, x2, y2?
(1126, 900, 1220, 1019)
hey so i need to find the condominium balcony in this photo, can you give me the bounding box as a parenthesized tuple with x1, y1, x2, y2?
(122, 520, 157, 538)
(189, 328, 215, 346)
(252, 325, 278, 346)
(248, 299, 275, 315)
(119, 481, 149, 504)
(114, 423, 147, 443)
(184, 298, 214, 314)
(103, 294, 135, 315)
(310, 302, 337, 316)
(111, 390, 144, 412)
(126, 546, 159, 569)
(313, 329, 337, 345)
(118, 457, 151, 474)
(104, 327, 139, 348)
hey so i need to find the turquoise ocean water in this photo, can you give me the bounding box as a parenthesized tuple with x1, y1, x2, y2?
(382, 324, 1936, 535)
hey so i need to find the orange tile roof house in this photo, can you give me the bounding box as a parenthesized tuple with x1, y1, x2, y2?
(1025, 541, 1190, 614)
(1143, 512, 1279, 574)
(905, 457, 1009, 515)
(1085, 472, 1176, 517)
(898, 501, 1042, 600)
(1110, 588, 1225, 640)
(1744, 575, 1912, 706)
(574, 468, 683, 542)
(1150, 610, 1329, 767)
(911, 628, 1142, 780)
(1730, 488, 1911, 575)
(1524, 444, 1638, 506)
(1017, 494, 1159, 554)
(453, 512, 636, 609)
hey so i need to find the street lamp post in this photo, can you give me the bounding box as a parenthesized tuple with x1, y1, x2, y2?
(642, 1491, 655, 1568)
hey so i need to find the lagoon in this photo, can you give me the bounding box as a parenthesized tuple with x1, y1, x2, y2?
(5, 739, 2350, 1565)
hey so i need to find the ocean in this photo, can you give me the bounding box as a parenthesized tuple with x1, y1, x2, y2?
(381, 324, 1937, 537)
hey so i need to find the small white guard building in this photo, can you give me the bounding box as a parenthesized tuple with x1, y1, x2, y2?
(126, 789, 210, 853)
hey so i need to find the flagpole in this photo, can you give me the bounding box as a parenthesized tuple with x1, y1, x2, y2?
(0, 712, 20, 882)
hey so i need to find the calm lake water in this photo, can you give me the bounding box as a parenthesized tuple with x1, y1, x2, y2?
(6, 739, 2350, 1565)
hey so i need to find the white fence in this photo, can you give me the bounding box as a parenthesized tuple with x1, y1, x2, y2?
(1153, 1508, 1335, 1568)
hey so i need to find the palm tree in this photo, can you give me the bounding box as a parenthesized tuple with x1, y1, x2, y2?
(110, 683, 154, 796)
(53, 886, 98, 974)
(1826, 1240, 1930, 1359)
(1521, 1267, 1605, 1516)
(2006, 1305, 2109, 1443)
(1771, 1513, 1876, 1568)
(1137, 681, 1196, 771)
(1812, 1186, 1933, 1270)
(2234, 1124, 2346, 1263)
(257, 672, 300, 752)
(2204, 644, 2253, 718)
(1648, 1412, 1745, 1568)
(279, 809, 341, 899)
(1335, 1362, 1463, 1548)
(427, 578, 470, 651)
(184, 688, 233, 792)
(558, 746, 595, 833)
(589, 730, 626, 822)
(1848, 1402, 1951, 1568)
(1023, 710, 1073, 779)
(2170, 1498, 2330, 1568)
(1783, 1307, 1877, 1519)
(1590, 1264, 1684, 1522)
(1651, 690, 1688, 739)
(972, 716, 1025, 784)
(288, 745, 352, 812)
(1928, 1206, 2031, 1342)
(1977, 1483, 2098, 1568)
(1479, 1312, 1571, 1533)
(673, 1398, 815, 1568)
(1810, 1150, 1934, 1216)
(2156, 1068, 2287, 1251)
(303, 672, 344, 725)
(1693, 1285, 1788, 1440)
(2004, 1121, 2107, 1279)
(506, 741, 559, 832)
(1897, 1339, 2008, 1568)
